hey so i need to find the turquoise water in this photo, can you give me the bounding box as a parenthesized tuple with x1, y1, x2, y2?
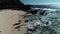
(24, 8, 60, 34)
(20, 0, 60, 5)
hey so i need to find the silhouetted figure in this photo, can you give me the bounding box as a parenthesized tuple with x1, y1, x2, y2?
(0, 0, 30, 11)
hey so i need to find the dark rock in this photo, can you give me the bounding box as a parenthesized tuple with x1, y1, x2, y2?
(25, 20, 28, 22)
(19, 20, 21, 22)
(18, 29, 20, 31)
(15, 26, 20, 29)
(0, 31, 1, 33)
(13, 23, 20, 26)
(29, 10, 38, 14)
(0, 0, 31, 11)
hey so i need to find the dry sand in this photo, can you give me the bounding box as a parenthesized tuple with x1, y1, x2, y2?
(0, 9, 27, 34)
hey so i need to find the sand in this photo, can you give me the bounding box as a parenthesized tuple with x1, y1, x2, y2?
(0, 9, 27, 34)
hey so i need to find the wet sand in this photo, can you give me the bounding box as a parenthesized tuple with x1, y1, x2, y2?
(0, 9, 27, 34)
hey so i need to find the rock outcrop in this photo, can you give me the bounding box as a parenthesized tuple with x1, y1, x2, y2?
(0, 0, 30, 11)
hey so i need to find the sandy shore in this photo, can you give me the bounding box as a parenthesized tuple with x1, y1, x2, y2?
(0, 9, 27, 34)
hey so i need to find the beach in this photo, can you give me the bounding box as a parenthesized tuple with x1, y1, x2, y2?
(0, 9, 27, 34)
